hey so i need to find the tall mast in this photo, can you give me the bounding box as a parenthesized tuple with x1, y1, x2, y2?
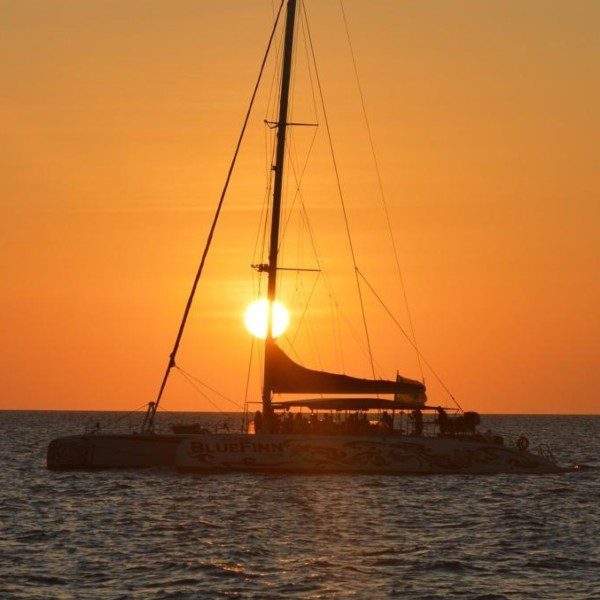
(262, 0, 297, 417)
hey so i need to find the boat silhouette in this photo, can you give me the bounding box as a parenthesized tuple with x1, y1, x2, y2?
(47, 0, 562, 474)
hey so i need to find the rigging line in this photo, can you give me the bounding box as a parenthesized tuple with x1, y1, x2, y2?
(177, 369, 231, 417)
(283, 333, 303, 362)
(253, 165, 271, 261)
(279, 127, 306, 265)
(300, 280, 324, 369)
(328, 293, 341, 371)
(242, 336, 255, 431)
(262, 121, 271, 211)
(257, 118, 279, 263)
(338, 0, 424, 382)
(278, 126, 319, 252)
(259, 187, 272, 268)
(286, 154, 374, 368)
(299, 5, 320, 124)
(148, 1, 286, 423)
(264, 50, 280, 186)
(285, 276, 320, 368)
(260, 123, 278, 267)
(256, 123, 278, 281)
(277, 0, 319, 255)
(253, 96, 280, 298)
(243, 337, 256, 406)
(277, 130, 298, 257)
(337, 303, 385, 374)
(356, 267, 463, 411)
(251, 191, 270, 299)
(263, 124, 268, 197)
(299, 287, 323, 370)
(278, 13, 302, 264)
(256, 335, 265, 391)
(297, 196, 321, 269)
(252, 142, 275, 265)
(286, 212, 303, 317)
(155, 403, 177, 415)
(265, 23, 285, 123)
(296, 175, 379, 370)
(301, 1, 376, 379)
(175, 365, 243, 409)
(96, 401, 151, 431)
(289, 271, 321, 347)
(297, 210, 305, 296)
(292, 174, 338, 290)
(288, 7, 300, 136)
(295, 195, 373, 365)
(333, 295, 346, 372)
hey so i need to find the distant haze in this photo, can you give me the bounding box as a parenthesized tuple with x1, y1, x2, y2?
(1, 0, 598, 413)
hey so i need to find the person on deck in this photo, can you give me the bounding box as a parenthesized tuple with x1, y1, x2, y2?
(381, 411, 393, 431)
(437, 408, 448, 436)
(411, 409, 423, 436)
(254, 411, 263, 433)
(282, 411, 293, 433)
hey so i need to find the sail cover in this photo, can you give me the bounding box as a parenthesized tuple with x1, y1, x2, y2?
(266, 344, 426, 404)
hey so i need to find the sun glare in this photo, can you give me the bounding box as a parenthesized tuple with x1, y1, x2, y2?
(244, 299, 290, 339)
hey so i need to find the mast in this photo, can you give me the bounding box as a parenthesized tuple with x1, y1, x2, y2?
(262, 0, 298, 417)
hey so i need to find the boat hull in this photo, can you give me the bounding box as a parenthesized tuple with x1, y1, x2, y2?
(46, 434, 184, 469)
(176, 434, 560, 474)
(47, 433, 561, 474)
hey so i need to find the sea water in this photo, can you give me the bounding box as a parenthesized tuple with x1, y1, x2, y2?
(1, 412, 598, 599)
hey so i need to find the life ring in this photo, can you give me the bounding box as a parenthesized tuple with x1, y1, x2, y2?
(517, 436, 529, 451)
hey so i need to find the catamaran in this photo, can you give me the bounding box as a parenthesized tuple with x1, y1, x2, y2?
(47, 0, 561, 474)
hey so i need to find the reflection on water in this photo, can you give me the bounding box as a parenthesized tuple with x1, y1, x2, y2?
(1, 412, 598, 599)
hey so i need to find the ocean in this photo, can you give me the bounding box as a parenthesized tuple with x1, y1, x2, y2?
(1, 412, 598, 599)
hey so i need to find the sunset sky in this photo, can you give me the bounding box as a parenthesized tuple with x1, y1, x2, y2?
(2, 0, 598, 414)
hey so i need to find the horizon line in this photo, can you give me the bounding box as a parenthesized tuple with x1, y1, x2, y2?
(1, 409, 598, 416)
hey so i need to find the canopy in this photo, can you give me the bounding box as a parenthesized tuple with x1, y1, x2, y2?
(272, 398, 436, 411)
(266, 344, 426, 403)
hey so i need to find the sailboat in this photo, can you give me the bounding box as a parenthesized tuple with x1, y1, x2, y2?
(47, 0, 561, 474)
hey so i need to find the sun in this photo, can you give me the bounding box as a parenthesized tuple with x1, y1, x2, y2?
(244, 299, 290, 339)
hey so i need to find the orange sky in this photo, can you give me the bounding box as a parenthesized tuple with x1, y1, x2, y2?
(1, 0, 598, 413)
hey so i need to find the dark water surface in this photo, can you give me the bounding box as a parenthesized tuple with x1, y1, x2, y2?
(1, 412, 598, 599)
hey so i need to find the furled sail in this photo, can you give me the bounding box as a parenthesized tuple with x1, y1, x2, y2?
(266, 344, 426, 404)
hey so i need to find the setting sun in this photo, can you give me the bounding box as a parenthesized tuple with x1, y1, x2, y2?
(243, 299, 290, 339)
